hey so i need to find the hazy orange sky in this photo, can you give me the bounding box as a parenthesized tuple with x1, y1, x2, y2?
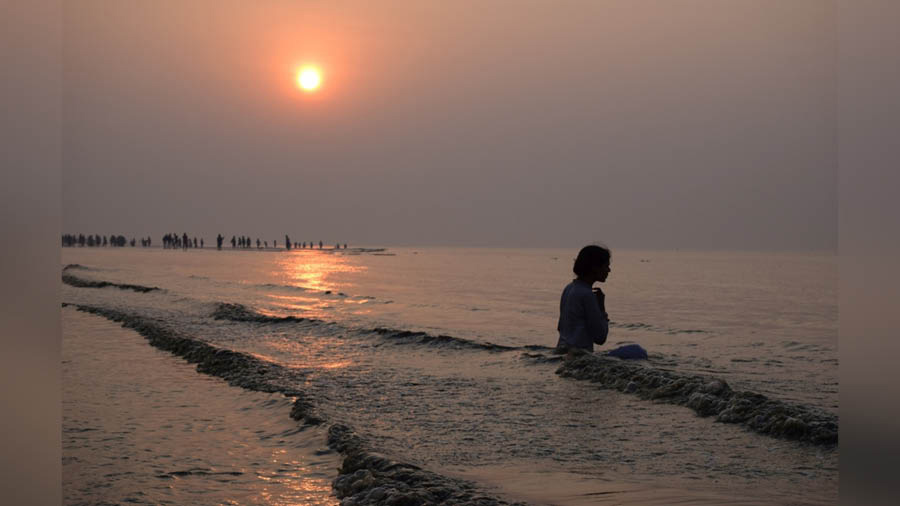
(62, 0, 836, 250)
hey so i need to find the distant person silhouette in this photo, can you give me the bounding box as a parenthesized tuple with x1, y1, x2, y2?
(285, 235, 291, 250)
(318, 240, 323, 249)
(556, 245, 611, 352)
(231, 236, 236, 249)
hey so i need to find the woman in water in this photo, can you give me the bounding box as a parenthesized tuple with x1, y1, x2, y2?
(557, 244, 611, 352)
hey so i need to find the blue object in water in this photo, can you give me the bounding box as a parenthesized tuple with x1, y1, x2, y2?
(605, 343, 648, 360)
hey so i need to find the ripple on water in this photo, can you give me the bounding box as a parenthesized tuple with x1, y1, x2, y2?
(62, 307, 340, 506)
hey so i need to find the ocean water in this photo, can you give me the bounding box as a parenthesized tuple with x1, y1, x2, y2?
(63, 307, 340, 506)
(61, 246, 838, 504)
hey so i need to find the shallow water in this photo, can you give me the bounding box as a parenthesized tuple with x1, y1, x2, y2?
(62, 307, 340, 505)
(61, 246, 838, 504)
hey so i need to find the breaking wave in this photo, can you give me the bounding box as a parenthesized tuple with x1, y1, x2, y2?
(257, 282, 309, 292)
(210, 302, 517, 352)
(67, 303, 523, 506)
(65, 274, 838, 449)
(249, 282, 381, 302)
(62, 272, 161, 293)
(552, 351, 838, 446)
(209, 301, 838, 446)
(211, 302, 318, 324)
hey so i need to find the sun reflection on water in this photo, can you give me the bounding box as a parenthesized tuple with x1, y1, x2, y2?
(318, 360, 352, 370)
(262, 294, 330, 317)
(244, 449, 337, 505)
(277, 251, 365, 293)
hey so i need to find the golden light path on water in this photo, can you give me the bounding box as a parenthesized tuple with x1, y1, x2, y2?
(253, 448, 335, 506)
(257, 253, 368, 372)
(245, 338, 355, 372)
(262, 293, 334, 318)
(277, 251, 365, 293)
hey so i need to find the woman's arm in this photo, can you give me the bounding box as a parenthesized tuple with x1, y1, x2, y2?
(583, 290, 608, 346)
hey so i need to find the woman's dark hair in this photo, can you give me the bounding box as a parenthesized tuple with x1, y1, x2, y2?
(573, 244, 611, 278)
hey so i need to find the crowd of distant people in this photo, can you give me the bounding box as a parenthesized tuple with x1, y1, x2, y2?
(61, 234, 146, 248)
(162, 233, 201, 250)
(220, 235, 348, 251)
(62, 233, 348, 251)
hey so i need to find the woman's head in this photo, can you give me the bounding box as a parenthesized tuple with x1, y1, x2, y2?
(573, 244, 611, 282)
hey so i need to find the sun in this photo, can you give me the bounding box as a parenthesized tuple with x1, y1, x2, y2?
(296, 66, 322, 92)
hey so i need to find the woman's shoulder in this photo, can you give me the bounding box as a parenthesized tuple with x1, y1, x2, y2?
(563, 280, 591, 296)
